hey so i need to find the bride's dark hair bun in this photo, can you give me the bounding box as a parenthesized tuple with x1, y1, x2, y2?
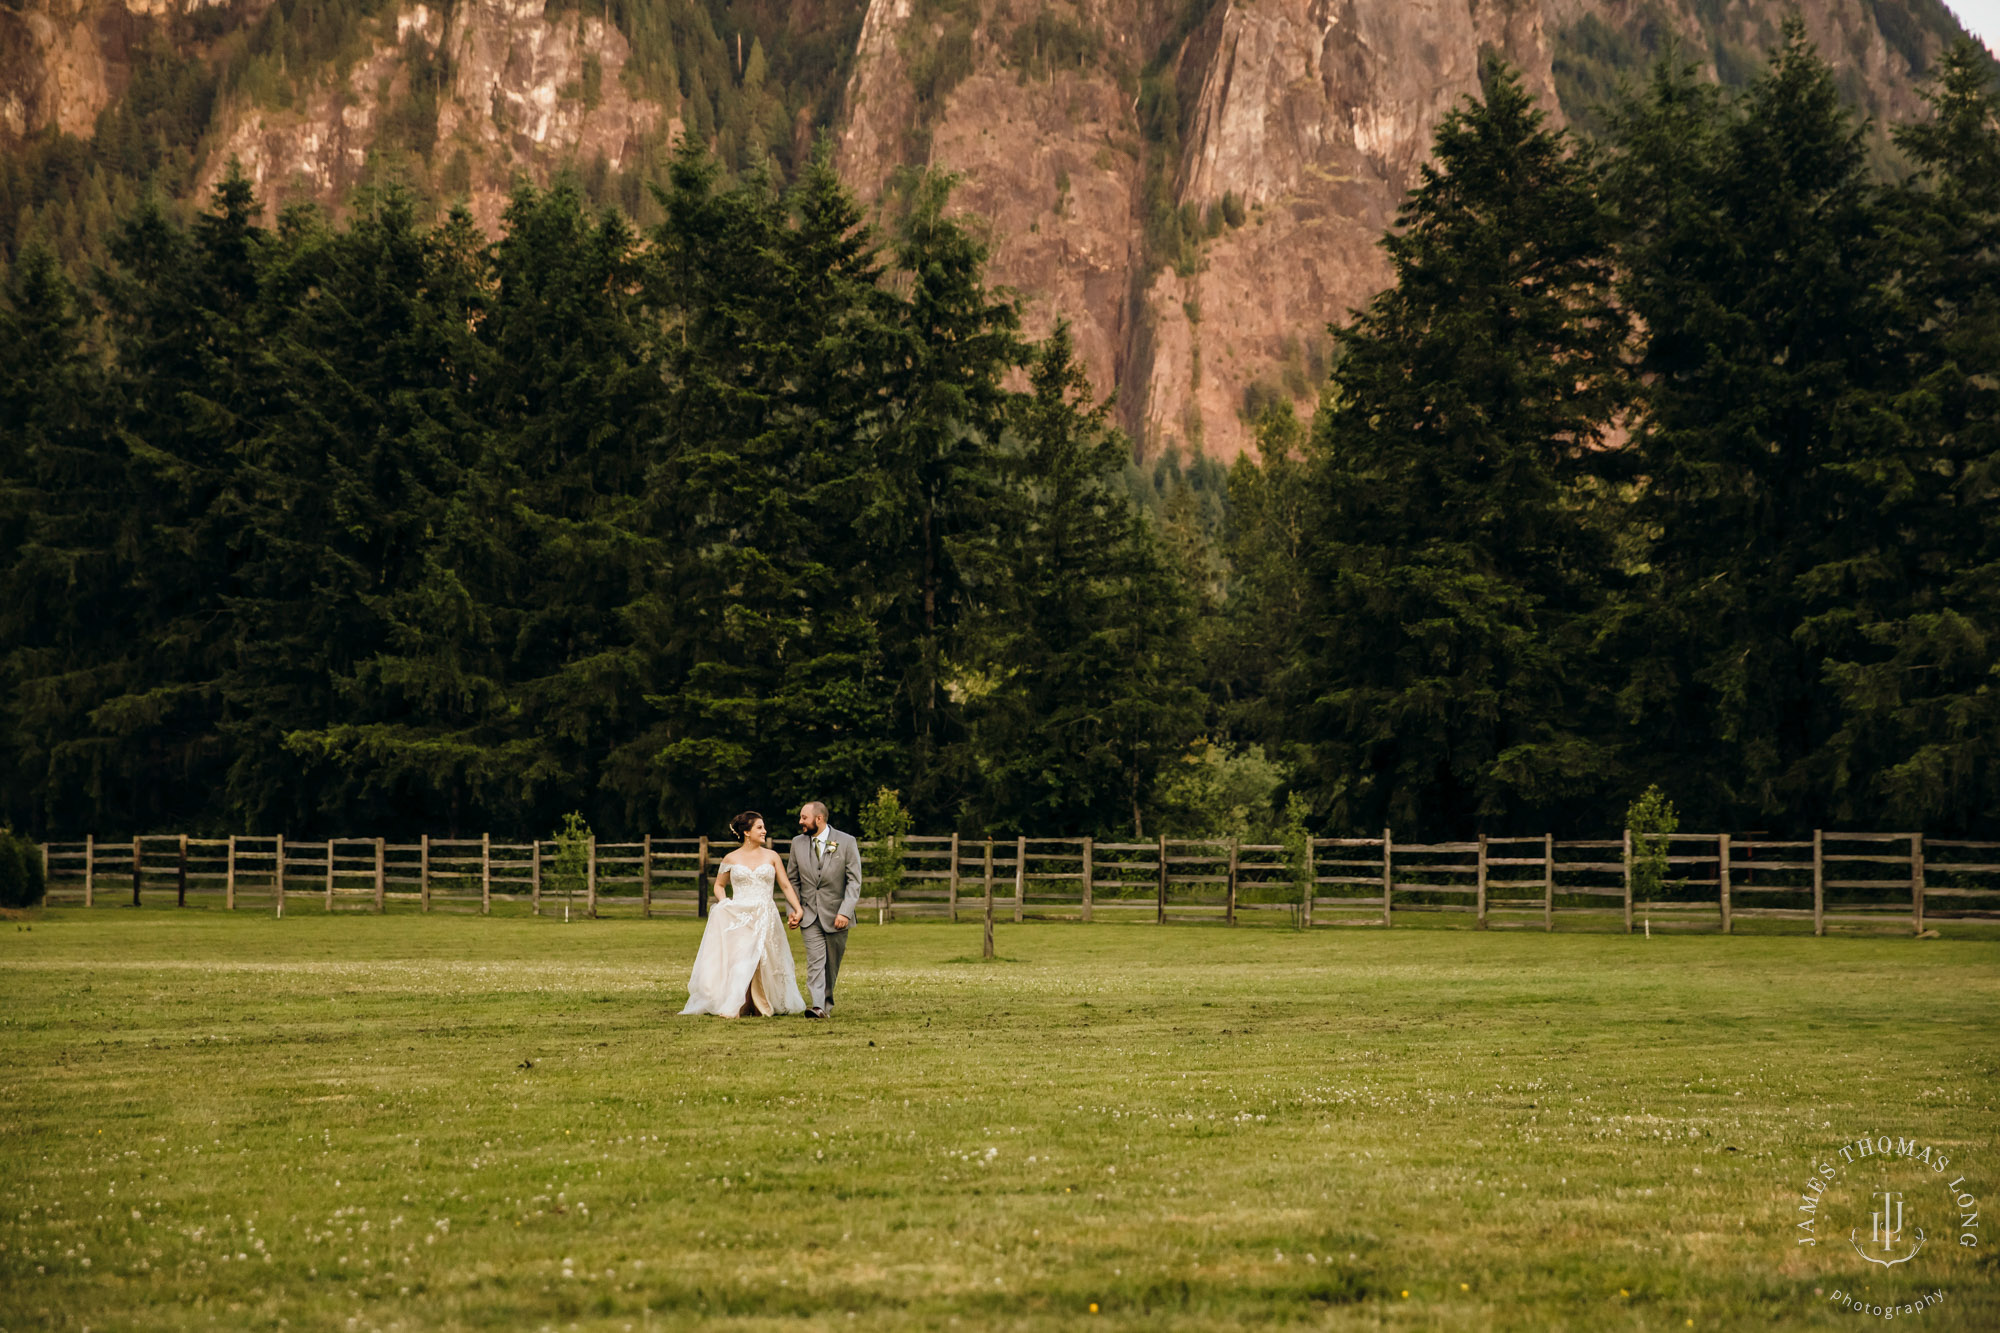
(730, 810, 763, 839)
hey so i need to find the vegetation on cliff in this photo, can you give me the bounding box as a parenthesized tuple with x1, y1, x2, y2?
(0, 0, 870, 268)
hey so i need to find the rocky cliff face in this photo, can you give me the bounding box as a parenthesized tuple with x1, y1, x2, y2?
(1, 0, 132, 140)
(200, 0, 671, 235)
(1, 0, 1971, 459)
(836, 0, 1967, 457)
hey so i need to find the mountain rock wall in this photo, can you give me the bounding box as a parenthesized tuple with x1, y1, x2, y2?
(0, 0, 1969, 459)
(836, 0, 1566, 457)
(0, 0, 139, 139)
(837, 0, 1962, 458)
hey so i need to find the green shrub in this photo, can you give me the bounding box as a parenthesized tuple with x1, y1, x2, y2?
(1241, 376, 1286, 422)
(0, 829, 47, 908)
(1157, 739, 1288, 840)
(1280, 791, 1314, 912)
(860, 787, 913, 906)
(548, 812, 591, 911)
(1625, 785, 1678, 904)
(1007, 11, 1101, 81)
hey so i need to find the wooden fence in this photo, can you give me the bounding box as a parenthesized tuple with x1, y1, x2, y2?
(28, 830, 2000, 934)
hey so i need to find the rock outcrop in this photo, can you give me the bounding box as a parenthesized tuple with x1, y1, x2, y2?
(203, 0, 667, 235)
(0, 0, 128, 139)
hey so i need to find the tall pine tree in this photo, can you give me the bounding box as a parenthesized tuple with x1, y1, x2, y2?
(870, 168, 1023, 822)
(638, 142, 901, 831)
(963, 323, 1201, 835)
(1608, 23, 1910, 827)
(1813, 38, 2000, 830)
(84, 173, 268, 833)
(252, 196, 500, 835)
(0, 247, 131, 836)
(1294, 58, 1629, 837)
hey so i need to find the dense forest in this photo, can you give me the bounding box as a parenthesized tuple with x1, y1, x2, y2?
(3, 26, 1997, 842)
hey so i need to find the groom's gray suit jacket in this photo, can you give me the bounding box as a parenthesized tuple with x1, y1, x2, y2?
(789, 828, 862, 930)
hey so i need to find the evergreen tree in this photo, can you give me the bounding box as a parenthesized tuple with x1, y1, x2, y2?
(1608, 23, 1910, 827)
(83, 173, 269, 833)
(239, 195, 497, 835)
(1813, 38, 2000, 830)
(871, 168, 1023, 823)
(964, 323, 1201, 835)
(1294, 57, 1630, 837)
(638, 142, 900, 831)
(480, 182, 661, 834)
(0, 247, 131, 836)
(1211, 404, 1315, 756)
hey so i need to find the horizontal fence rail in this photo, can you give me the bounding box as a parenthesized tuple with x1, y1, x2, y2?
(30, 831, 2000, 934)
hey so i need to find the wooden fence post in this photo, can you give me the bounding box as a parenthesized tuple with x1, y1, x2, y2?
(324, 839, 335, 912)
(1543, 831, 1554, 932)
(419, 834, 430, 913)
(587, 836, 598, 918)
(1013, 836, 1026, 924)
(131, 835, 142, 907)
(1081, 836, 1094, 924)
(696, 836, 710, 919)
(83, 834, 94, 909)
(1475, 834, 1488, 930)
(177, 835, 188, 908)
(223, 835, 234, 911)
(1156, 833, 1168, 924)
(948, 832, 961, 924)
(275, 833, 286, 918)
(642, 834, 654, 918)
(982, 839, 995, 959)
(480, 833, 492, 916)
(374, 838, 385, 913)
(1301, 837, 1315, 930)
(1382, 829, 1393, 928)
(1911, 832, 1925, 936)
(531, 841, 543, 916)
(1225, 838, 1239, 925)
(1718, 832, 1732, 935)
(1621, 829, 1633, 934)
(1812, 828, 1825, 937)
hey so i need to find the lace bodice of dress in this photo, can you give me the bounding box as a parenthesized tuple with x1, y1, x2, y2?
(722, 861, 777, 907)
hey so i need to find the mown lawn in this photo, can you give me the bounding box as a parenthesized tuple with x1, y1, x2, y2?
(1, 910, 1995, 1330)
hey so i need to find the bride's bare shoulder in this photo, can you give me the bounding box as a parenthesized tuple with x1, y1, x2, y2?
(718, 849, 780, 868)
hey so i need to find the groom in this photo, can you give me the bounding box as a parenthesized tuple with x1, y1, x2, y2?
(789, 802, 861, 1019)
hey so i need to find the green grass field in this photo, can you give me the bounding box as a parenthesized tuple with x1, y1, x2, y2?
(2, 911, 1995, 1331)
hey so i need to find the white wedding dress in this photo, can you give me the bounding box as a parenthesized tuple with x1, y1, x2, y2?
(680, 863, 808, 1017)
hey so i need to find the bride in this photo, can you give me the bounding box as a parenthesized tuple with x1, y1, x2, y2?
(681, 811, 810, 1017)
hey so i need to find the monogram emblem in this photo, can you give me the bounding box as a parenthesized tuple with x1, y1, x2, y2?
(1852, 1190, 1926, 1267)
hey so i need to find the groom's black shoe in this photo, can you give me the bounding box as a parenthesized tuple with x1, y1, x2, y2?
(801, 1007, 822, 1019)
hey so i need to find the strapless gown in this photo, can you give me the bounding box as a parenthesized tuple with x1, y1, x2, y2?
(680, 863, 808, 1016)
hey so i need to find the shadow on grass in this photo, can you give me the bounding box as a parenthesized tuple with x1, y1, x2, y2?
(597, 1267, 1373, 1319)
